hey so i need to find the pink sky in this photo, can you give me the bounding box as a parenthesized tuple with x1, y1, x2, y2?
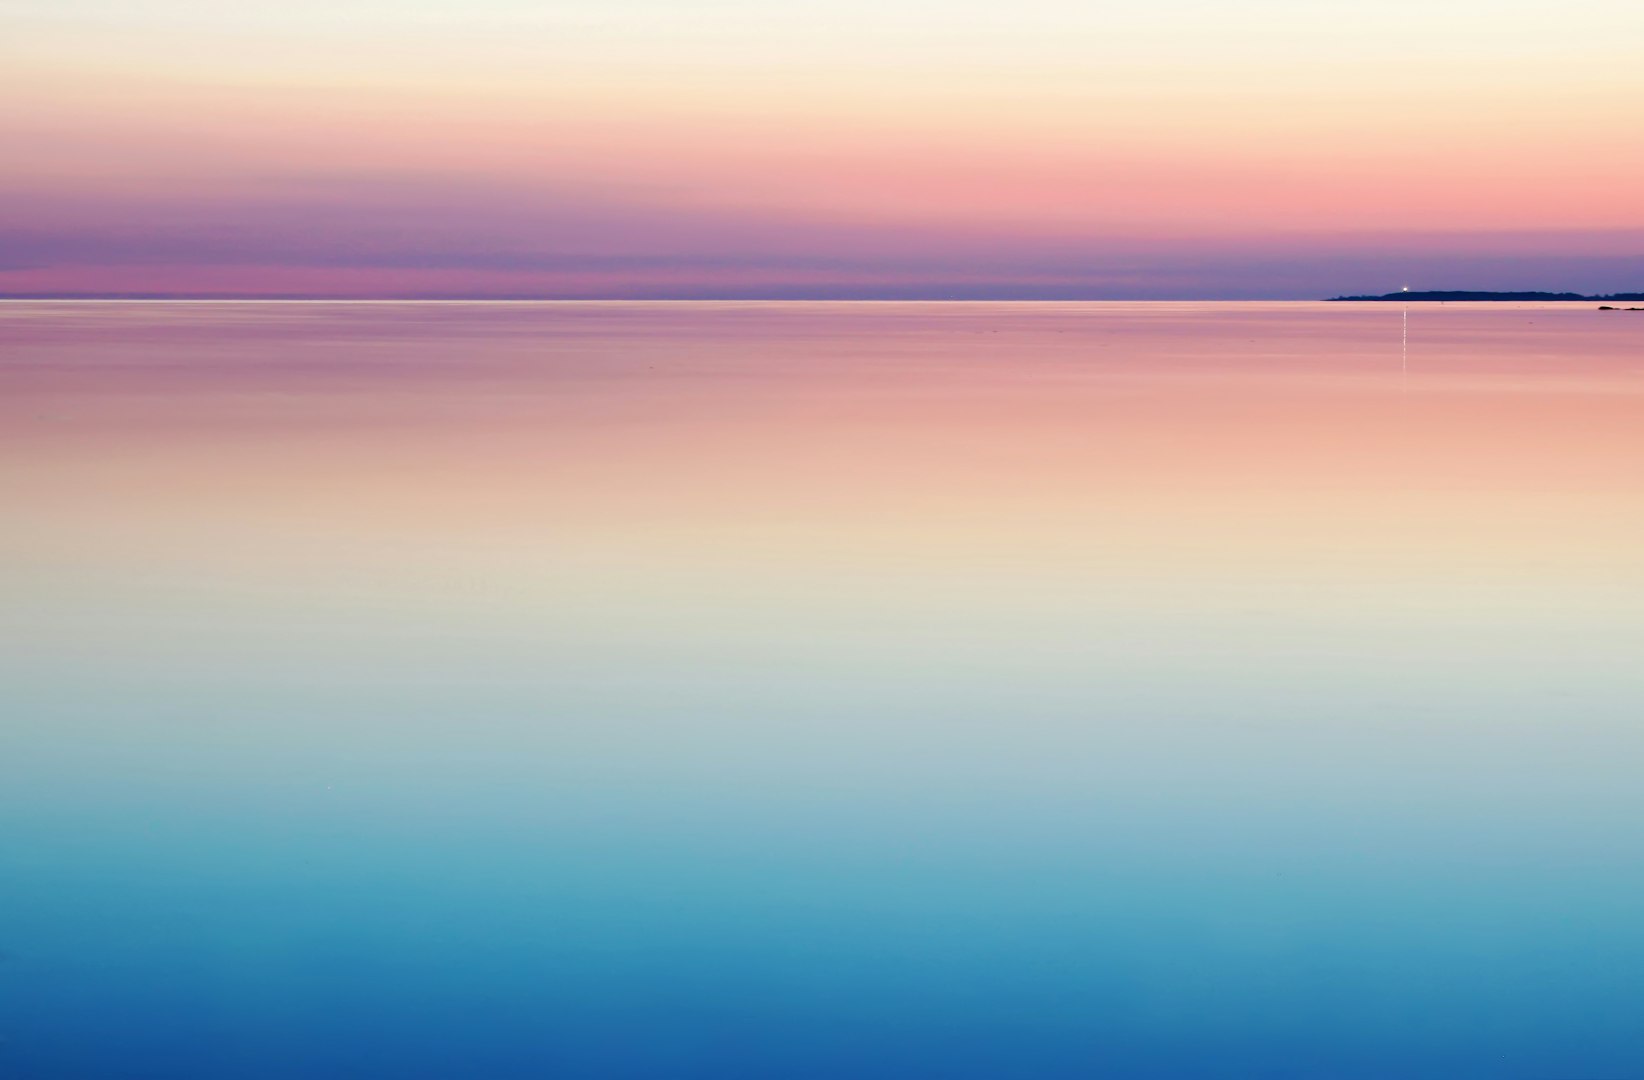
(4, 0, 1642, 297)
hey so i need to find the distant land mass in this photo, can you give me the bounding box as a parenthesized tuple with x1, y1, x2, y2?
(1331, 290, 1644, 302)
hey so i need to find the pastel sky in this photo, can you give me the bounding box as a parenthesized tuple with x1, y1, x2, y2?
(4, 0, 1642, 297)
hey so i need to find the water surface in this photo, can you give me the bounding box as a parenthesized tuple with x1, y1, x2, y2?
(3, 301, 1642, 1077)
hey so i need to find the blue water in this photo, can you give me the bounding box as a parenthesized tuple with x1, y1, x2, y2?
(3, 301, 1642, 1078)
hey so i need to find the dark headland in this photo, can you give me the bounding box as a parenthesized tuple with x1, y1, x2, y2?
(1330, 290, 1644, 302)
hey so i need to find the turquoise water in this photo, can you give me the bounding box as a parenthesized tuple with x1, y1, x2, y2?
(3, 302, 1642, 1077)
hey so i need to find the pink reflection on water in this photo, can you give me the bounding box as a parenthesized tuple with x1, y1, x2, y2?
(3, 302, 1641, 592)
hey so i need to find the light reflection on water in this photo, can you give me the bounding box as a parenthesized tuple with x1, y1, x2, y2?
(2, 302, 1642, 1077)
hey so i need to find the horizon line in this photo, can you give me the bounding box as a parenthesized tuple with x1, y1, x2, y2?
(0, 295, 1330, 304)
(0, 294, 1610, 303)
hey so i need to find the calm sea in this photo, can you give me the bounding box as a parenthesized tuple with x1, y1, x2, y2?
(3, 301, 1642, 1077)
